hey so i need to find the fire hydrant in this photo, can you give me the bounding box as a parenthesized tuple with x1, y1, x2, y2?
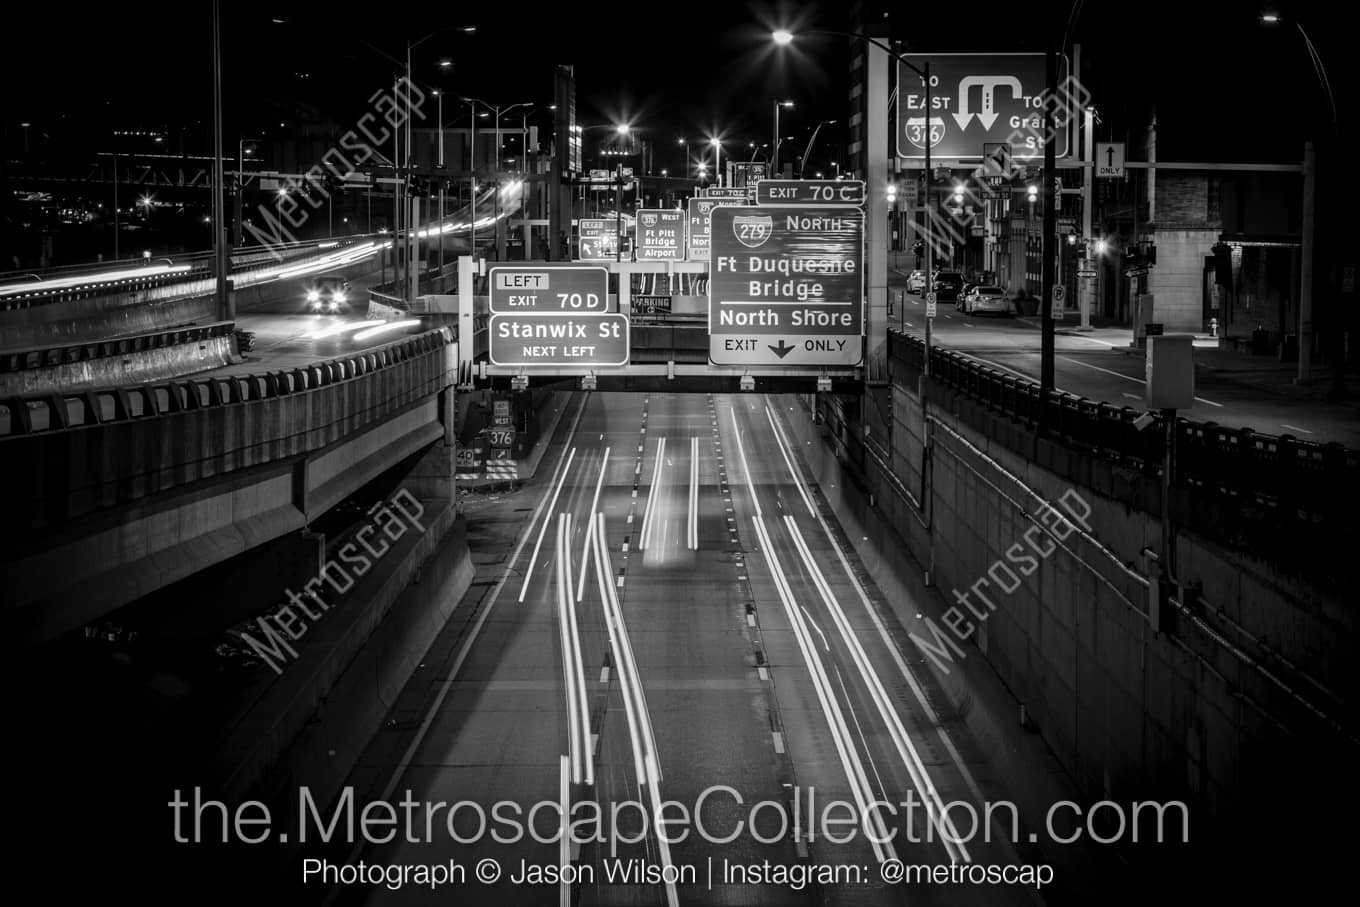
(1209, 317, 1218, 338)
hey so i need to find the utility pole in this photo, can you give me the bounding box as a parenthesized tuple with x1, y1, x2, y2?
(211, 0, 230, 320)
(1298, 140, 1315, 384)
(615, 160, 623, 262)
(1040, 48, 1057, 393)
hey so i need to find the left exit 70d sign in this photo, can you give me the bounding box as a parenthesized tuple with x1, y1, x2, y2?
(488, 264, 610, 313)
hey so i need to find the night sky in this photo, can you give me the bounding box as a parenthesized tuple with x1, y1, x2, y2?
(3, 0, 1354, 166)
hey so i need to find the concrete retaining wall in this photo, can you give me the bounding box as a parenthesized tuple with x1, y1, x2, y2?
(807, 381, 1354, 873)
(216, 503, 469, 805)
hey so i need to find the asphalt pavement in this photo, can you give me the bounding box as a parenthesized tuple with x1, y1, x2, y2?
(325, 391, 1051, 906)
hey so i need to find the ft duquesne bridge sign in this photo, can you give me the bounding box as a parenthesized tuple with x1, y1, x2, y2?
(709, 205, 864, 366)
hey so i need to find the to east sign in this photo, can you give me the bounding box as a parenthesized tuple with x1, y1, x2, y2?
(896, 53, 1072, 160)
(489, 314, 630, 367)
(709, 206, 863, 367)
(755, 179, 865, 207)
(488, 265, 609, 314)
(635, 209, 686, 260)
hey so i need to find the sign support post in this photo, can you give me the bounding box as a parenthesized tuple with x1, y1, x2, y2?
(1041, 48, 1057, 394)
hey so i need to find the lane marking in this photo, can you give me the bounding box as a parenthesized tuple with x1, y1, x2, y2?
(638, 436, 667, 550)
(785, 516, 970, 864)
(361, 392, 586, 840)
(1059, 355, 1223, 407)
(751, 515, 896, 866)
(576, 447, 612, 601)
(772, 731, 785, 754)
(689, 436, 700, 550)
(729, 406, 761, 517)
(518, 446, 579, 603)
(760, 400, 990, 830)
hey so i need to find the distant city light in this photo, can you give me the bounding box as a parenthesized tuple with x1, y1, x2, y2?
(772, 29, 793, 45)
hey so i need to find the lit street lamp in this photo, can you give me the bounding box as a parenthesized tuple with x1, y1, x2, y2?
(709, 137, 723, 186)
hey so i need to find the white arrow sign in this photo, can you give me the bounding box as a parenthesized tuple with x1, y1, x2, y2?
(953, 75, 1024, 131)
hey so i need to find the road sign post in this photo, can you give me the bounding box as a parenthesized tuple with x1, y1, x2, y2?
(708, 205, 864, 367)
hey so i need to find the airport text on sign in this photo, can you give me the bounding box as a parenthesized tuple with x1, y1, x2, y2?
(635, 209, 686, 260)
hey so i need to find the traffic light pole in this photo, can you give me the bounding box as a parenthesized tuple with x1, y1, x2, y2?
(1040, 48, 1057, 394)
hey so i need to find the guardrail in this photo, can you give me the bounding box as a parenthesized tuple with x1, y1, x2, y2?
(0, 327, 453, 439)
(0, 322, 236, 379)
(888, 329, 1359, 516)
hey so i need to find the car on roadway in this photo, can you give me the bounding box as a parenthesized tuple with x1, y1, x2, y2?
(931, 270, 964, 301)
(906, 270, 927, 294)
(961, 285, 1011, 316)
(305, 273, 351, 314)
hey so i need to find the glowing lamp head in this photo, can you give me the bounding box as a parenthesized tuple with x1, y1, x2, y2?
(772, 29, 793, 46)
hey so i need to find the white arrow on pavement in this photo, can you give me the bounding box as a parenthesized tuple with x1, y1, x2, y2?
(953, 75, 1025, 131)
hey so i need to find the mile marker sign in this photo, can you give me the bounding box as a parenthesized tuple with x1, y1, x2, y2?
(709, 206, 864, 367)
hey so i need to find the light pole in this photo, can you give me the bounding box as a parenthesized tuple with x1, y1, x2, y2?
(772, 99, 794, 175)
(800, 119, 836, 177)
(399, 25, 475, 295)
(783, 28, 930, 375)
(709, 137, 723, 186)
(211, 0, 228, 320)
(1261, 10, 1336, 385)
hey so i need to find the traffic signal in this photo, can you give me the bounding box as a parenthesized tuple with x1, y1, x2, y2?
(1026, 183, 1038, 203)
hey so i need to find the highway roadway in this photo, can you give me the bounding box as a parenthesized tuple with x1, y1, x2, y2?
(326, 392, 1046, 907)
(891, 285, 1360, 448)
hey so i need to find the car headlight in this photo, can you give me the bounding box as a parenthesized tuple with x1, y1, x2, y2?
(333, 291, 347, 304)
(307, 290, 320, 302)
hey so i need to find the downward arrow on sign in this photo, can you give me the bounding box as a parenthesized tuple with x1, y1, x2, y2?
(768, 340, 795, 359)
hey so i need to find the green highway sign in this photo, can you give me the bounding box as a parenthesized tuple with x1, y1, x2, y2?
(708, 205, 864, 367)
(754, 179, 865, 207)
(488, 264, 609, 314)
(635, 209, 686, 260)
(489, 313, 630, 367)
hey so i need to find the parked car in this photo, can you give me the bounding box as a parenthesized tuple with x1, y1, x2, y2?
(932, 270, 964, 301)
(962, 285, 1010, 315)
(906, 270, 927, 294)
(304, 273, 351, 314)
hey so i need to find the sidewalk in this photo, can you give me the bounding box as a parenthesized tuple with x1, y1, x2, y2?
(1015, 315, 1360, 405)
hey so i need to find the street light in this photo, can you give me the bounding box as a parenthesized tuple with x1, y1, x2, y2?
(1260, 9, 1336, 385)
(772, 99, 794, 175)
(800, 119, 837, 177)
(709, 137, 723, 186)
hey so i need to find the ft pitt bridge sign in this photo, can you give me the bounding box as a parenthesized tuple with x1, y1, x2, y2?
(709, 179, 865, 367)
